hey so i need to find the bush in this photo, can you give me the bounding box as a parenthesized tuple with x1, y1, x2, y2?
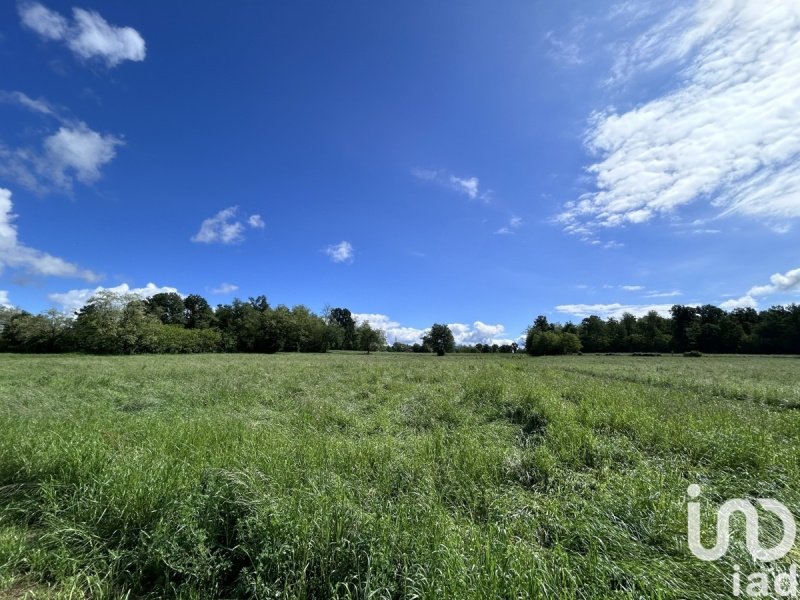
(683, 350, 703, 357)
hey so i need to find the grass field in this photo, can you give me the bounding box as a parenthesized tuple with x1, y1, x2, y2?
(1, 353, 799, 599)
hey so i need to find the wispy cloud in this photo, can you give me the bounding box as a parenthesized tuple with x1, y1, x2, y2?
(495, 216, 522, 235)
(559, 0, 800, 236)
(0, 187, 99, 281)
(211, 283, 239, 294)
(324, 241, 354, 264)
(19, 2, 146, 68)
(191, 207, 263, 244)
(412, 168, 492, 202)
(645, 290, 682, 298)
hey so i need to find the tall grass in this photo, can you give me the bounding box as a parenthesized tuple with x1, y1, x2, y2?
(1, 353, 798, 598)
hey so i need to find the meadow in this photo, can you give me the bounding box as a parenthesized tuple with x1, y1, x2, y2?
(0, 352, 799, 599)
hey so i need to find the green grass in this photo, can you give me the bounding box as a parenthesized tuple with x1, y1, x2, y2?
(1, 353, 798, 598)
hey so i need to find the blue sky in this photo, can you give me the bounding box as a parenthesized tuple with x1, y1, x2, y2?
(1, 0, 798, 345)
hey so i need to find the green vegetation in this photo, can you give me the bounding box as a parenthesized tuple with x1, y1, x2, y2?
(1, 353, 799, 598)
(2, 290, 799, 356)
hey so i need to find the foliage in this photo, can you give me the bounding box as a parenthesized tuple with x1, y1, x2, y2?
(423, 323, 455, 356)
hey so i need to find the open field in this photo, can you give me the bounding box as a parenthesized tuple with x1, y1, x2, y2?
(1, 353, 799, 599)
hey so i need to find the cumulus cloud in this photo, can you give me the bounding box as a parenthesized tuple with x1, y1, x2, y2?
(191, 207, 263, 244)
(48, 282, 179, 315)
(556, 303, 674, 320)
(559, 0, 800, 234)
(0, 291, 11, 308)
(43, 125, 123, 186)
(352, 313, 426, 345)
(325, 241, 354, 264)
(352, 313, 515, 346)
(19, 2, 146, 68)
(720, 266, 800, 310)
(412, 168, 492, 202)
(0, 187, 98, 281)
(0, 91, 123, 191)
(211, 283, 239, 294)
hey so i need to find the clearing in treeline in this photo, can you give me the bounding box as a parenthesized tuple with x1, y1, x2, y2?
(1, 353, 799, 599)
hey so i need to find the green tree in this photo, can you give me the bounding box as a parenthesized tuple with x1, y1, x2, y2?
(184, 294, 215, 329)
(356, 321, 386, 354)
(146, 292, 186, 325)
(423, 323, 455, 356)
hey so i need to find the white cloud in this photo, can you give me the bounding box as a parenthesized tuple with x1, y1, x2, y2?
(556, 303, 674, 320)
(0, 92, 123, 191)
(645, 290, 682, 298)
(412, 168, 492, 202)
(0, 187, 98, 281)
(621, 285, 643, 291)
(212, 283, 239, 295)
(448, 321, 515, 346)
(191, 207, 263, 244)
(352, 313, 515, 346)
(19, 2, 146, 68)
(49, 282, 179, 315)
(495, 216, 522, 235)
(325, 241, 354, 263)
(353, 313, 426, 345)
(747, 267, 800, 297)
(0, 91, 57, 117)
(0, 291, 11, 308)
(559, 0, 800, 233)
(719, 295, 758, 311)
(43, 125, 123, 186)
(721, 266, 800, 310)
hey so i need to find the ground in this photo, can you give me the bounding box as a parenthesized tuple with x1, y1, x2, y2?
(0, 352, 798, 598)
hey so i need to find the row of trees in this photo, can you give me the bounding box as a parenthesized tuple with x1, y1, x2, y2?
(524, 304, 800, 355)
(0, 292, 386, 355)
(0, 293, 797, 355)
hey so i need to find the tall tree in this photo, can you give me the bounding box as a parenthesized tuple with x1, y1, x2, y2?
(146, 292, 186, 326)
(184, 294, 215, 329)
(423, 324, 455, 356)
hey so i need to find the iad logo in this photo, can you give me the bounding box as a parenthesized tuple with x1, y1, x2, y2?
(687, 484, 798, 597)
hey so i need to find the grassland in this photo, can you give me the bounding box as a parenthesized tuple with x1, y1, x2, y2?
(1, 352, 799, 599)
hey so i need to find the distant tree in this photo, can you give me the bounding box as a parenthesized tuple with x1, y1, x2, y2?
(146, 292, 186, 326)
(671, 305, 700, 352)
(423, 323, 455, 356)
(356, 321, 386, 354)
(532, 315, 552, 333)
(578, 315, 608, 353)
(327, 308, 356, 350)
(184, 294, 215, 329)
(526, 324, 582, 356)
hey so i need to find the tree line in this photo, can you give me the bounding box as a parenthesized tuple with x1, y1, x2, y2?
(0, 293, 385, 355)
(524, 304, 800, 355)
(0, 291, 797, 355)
